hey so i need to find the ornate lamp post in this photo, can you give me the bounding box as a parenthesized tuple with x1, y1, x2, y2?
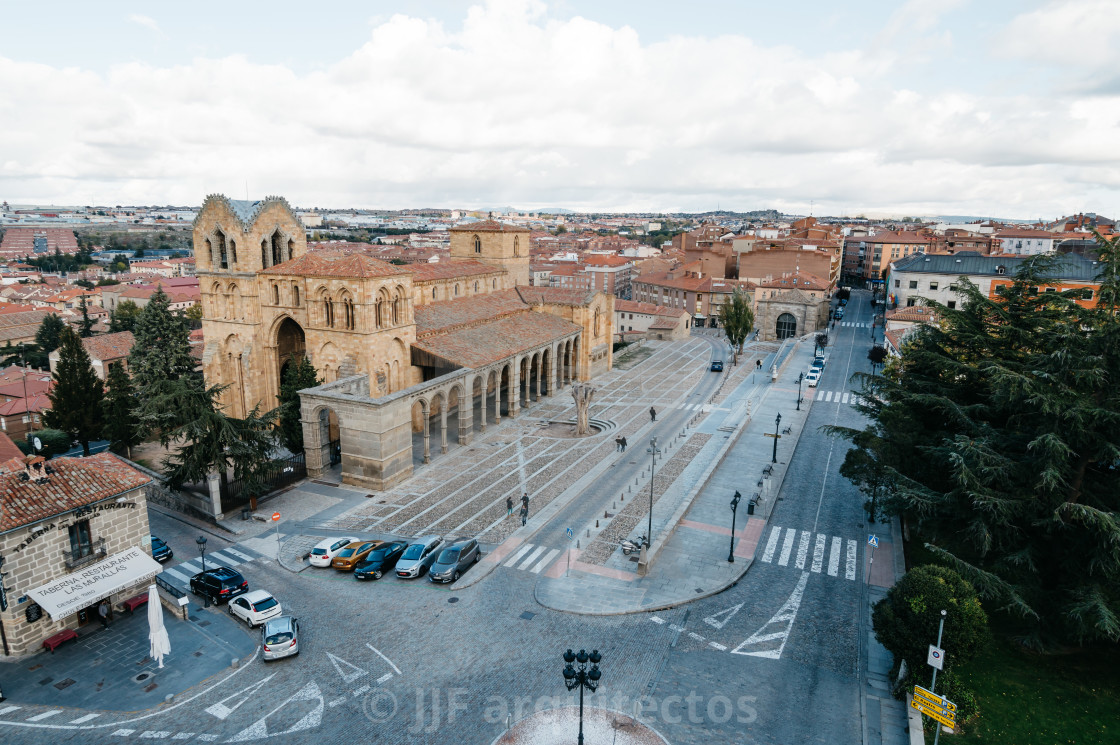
(727, 491, 741, 563)
(562, 648, 602, 745)
(646, 437, 660, 549)
(196, 535, 208, 572)
(796, 372, 804, 411)
(772, 413, 782, 463)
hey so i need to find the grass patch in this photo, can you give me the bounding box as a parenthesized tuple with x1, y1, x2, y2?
(949, 620, 1119, 744)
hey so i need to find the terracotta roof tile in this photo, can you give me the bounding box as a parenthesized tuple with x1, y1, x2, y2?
(409, 260, 502, 282)
(82, 331, 135, 362)
(614, 299, 687, 317)
(414, 290, 528, 337)
(449, 220, 530, 233)
(0, 452, 150, 532)
(413, 312, 578, 368)
(516, 286, 598, 307)
(261, 253, 407, 279)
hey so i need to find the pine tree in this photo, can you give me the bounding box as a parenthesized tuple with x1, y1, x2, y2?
(34, 313, 65, 356)
(278, 356, 320, 453)
(128, 287, 197, 440)
(108, 299, 141, 332)
(44, 326, 104, 456)
(78, 294, 94, 337)
(102, 362, 140, 457)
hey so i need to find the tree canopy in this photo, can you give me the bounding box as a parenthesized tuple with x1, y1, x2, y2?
(34, 313, 66, 357)
(834, 233, 1120, 645)
(103, 362, 141, 457)
(128, 287, 197, 440)
(108, 299, 142, 332)
(44, 326, 104, 456)
(717, 288, 755, 364)
(278, 356, 319, 454)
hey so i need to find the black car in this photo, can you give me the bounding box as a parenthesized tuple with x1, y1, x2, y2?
(150, 535, 173, 563)
(189, 567, 248, 604)
(429, 538, 481, 583)
(354, 541, 408, 580)
(710, 360, 724, 372)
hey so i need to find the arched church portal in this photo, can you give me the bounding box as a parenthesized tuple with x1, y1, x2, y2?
(776, 312, 797, 339)
(276, 317, 307, 382)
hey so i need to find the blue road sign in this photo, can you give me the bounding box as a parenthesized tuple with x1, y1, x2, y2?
(566, 527, 574, 541)
(867, 534, 879, 548)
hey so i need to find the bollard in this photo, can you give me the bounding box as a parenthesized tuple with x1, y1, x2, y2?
(596, 520, 599, 528)
(604, 510, 609, 518)
(586, 529, 590, 537)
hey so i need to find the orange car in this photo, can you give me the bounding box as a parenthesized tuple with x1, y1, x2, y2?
(331, 541, 382, 571)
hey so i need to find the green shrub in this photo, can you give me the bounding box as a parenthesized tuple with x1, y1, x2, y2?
(15, 428, 73, 459)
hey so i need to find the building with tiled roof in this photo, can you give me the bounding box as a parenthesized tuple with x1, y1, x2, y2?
(195, 194, 613, 493)
(0, 228, 78, 257)
(614, 300, 691, 341)
(0, 453, 157, 656)
(48, 331, 135, 381)
(0, 309, 53, 346)
(992, 229, 1055, 256)
(631, 270, 754, 328)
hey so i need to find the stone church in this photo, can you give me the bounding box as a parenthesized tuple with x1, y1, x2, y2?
(195, 195, 614, 491)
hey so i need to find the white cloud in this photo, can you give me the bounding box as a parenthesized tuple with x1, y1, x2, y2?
(127, 14, 162, 35)
(0, 0, 1118, 217)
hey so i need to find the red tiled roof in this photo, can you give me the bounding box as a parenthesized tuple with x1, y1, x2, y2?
(759, 271, 830, 291)
(261, 253, 407, 279)
(583, 255, 633, 267)
(414, 290, 528, 337)
(409, 260, 501, 282)
(516, 286, 598, 307)
(0, 432, 23, 463)
(0, 452, 151, 532)
(449, 221, 530, 233)
(413, 312, 578, 368)
(614, 299, 686, 317)
(865, 231, 935, 246)
(885, 306, 940, 323)
(0, 393, 51, 416)
(648, 318, 680, 330)
(82, 331, 134, 362)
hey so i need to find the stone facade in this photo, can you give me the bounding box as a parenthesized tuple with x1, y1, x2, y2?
(0, 459, 152, 657)
(754, 288, 830, 341)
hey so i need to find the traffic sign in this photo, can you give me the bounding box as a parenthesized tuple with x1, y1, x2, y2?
(927, 644, 945, 670)
(271, 512, 281, 522)
(867, 534, 878, 548)
(914, 686, 956, 712)
(910, 697, 956, 729)
(566, 527, 574, 541)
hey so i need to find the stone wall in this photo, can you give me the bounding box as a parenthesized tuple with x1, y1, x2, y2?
(0, 485, 152, 656)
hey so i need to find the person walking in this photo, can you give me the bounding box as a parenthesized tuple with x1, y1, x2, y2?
(615, 437, 622, 451)
(649, 407, 657, 422)
(520, 505, 528, 526)
(506, 496, 514, 517)
(98, 599, 111, 629)
(620, 437, 627, 452)
(521, 492, 530, 512)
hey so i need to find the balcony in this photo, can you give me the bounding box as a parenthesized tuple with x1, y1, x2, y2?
(65, 537, 107, 570)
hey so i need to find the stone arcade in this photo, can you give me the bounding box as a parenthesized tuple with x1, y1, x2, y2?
(195, 195, 615, 492)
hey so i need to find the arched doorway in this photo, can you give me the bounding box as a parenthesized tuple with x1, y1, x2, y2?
(276, 317, 306, 382)
(776, 312, 797, 339)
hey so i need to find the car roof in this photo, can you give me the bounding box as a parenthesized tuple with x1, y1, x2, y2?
(447, 537, 475, 547)
(242, 589, 274, 602)
(411, 535, 441, 546)
(263, 616, 295, 633)
(314, 536, 358, 549)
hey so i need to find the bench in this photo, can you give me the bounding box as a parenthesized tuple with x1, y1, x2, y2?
(121, 594, 149, 614)
(762, 464, 773, 477)
(42, 628, 79, 653)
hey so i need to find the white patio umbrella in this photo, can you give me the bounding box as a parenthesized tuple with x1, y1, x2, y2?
(147, 584, 171, 668)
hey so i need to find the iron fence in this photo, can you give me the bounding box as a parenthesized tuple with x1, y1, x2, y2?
(218, 452, 307, 508)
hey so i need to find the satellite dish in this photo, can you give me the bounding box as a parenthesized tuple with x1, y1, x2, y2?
(33, 437, 42, 452)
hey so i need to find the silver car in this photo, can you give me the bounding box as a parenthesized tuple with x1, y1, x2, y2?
(262, 616, 300, 661)
(395, 535, 443, 579)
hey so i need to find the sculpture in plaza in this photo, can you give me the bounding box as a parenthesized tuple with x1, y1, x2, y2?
(571, 383, 595, 436)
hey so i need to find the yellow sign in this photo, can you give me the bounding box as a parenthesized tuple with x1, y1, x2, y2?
(911, 698, 957, 729)
(914, 685, 957, 712)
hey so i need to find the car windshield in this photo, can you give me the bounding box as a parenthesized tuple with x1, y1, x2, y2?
(338, 548, 355, 557)
(366, 548, 388, 561)
(264, 631, 292, 645)
(311, 548, 327, 555)
(402, 544, 425, 560)
(253, 597, 278, 612)
(438, 548, 460, 563)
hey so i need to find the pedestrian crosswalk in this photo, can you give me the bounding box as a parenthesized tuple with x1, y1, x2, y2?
(160, 544, 265, 587)
(757, 526, 857, 581)
(837, 321, 869, 327)
(814, 389, 868, 406)
(501, 543, 561, 574)
(679, 402, 710, 412)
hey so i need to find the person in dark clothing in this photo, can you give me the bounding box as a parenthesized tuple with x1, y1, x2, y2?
(520, 505, 528, 526)
(521, 493, 529, 511)
(615, 437, 622, 451)
(620, 437, 627, 451)
(98, 600, 111, 629)
(649, 407, 657, 422)
(506, 496, 514, 516)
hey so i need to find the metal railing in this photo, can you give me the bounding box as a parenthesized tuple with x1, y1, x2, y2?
(155, 574, 186, 599)
(219, 452, 308, 507)
(64, 537, 107, 570)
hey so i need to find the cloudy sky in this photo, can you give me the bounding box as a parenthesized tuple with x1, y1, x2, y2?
(3, 0, 1119, 217)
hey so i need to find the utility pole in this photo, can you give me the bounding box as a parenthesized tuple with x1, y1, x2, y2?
(931, 609, 947, 745)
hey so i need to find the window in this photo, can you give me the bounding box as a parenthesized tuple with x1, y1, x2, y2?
(22, 415, 29, 424)
(1029, 287, 1039, 296)
(929, 282, 938, 291)
(894, 280, 900, 288)
(949, 283, 959, 292)
(272, 284, 280, 305)
(1082, 289, 1094, 300)
(1045, 288, 1056, 293)
(474, 281, 479, 292)
(473, 235, 482, 254)
(293, 284, 300, 306)
(909, 280, 917, 289)
(69, 519, 93, 558)
(432, 288, 437, 299)
(906, 298, 917, 307)
(947, 301, 956, 309)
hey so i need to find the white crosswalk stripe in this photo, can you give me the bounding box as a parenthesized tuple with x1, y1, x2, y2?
(777, 528, 796, 567)
(0, 706, 22, 717)
(176, 560, 201, 574)
(225, 548, 256, 562)
(760, 526, 782, 563)
(817, 390, 865, 407)
(811, 533, 826, 573)
(795, 530, 810, 569)
(501, 543, 561, 573)
(206, 550, 242, 566)
(841, 392, 850, 404)
(828, 537, 842, 576)
(161, 567, 192, 583)
(529, 548, 561, 574)
(825, 391, 834, 402)
(504, 544, 534, 567)
(517, 546, 548, 570)
(845, 539, 858, 580)
(758, 528, 858, 581)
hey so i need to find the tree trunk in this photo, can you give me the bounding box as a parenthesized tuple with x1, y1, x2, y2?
(571, 384, 595, 436)
(81, 440, 91, 457)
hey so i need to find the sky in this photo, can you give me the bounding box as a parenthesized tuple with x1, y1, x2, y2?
(3, 0, 1120, 217)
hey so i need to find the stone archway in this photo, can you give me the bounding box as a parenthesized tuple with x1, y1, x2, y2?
(276, 317, 306, 383)
(776, 312, 797, 339)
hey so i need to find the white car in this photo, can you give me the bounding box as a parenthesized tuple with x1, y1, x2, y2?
(227, 590, 282, 628)
(309, 536, 359, 567)
(806, 370, 821, 387)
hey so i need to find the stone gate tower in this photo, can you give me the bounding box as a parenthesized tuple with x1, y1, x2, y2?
(448, 220, 530, 287)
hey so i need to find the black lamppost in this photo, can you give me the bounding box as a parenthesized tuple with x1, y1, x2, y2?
(727, 491, 741, 563)
(796, 372, 804, 411)
(772, 413, 782, 463)
(196, 535, 207, 572)
(562, 648, 602, 745)
(646, 437, 660, 549)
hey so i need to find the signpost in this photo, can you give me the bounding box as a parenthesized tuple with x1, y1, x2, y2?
(272, 512, 281, 558)
(927, 644, 945, 670)
(565, 527, 574, 576)
(866, 534, 877, 582)
(909, 609, 953, 743)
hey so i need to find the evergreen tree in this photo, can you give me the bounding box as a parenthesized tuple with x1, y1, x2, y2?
(34, 313, 65, 356)
(832, 235, 1120, 645)
(108, 299, 141, 332)
(102, 362, 141, 457)
(717, 288, 755, 364)
(77, 294, 94, 337)
(44, 326, 104, 456)
(128, 287, 197, 440)
(278, 356, 320, 453)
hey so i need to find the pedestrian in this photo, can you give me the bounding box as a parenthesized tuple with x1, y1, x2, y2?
(615, 437, 622, 451)
(98, 599, 110, 629)
(506, 496, 513, 516)
(756, 359, 762, 371)
(620, 437, 627, 452)
(649, 407, 657, 422)
(521, 492, 530, 511)
(520, 505, 528, 526)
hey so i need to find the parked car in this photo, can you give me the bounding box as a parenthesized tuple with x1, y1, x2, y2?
(309, 536, 359, 568)
(190, 567, 248, 605)
(227, 589, 282, 628)
(429, 538, 481, 583)
(835, 307, 845, 320)
(806, 370, 821, 387)
(354, 541, 408, 580)
(710, 360, 724, 372)
(396, 535, 444, 579)
(150, 535, 173, 563)
(262, 616, 300, 661)
(332, 541, 382, 571)
(813, 355, 827, 368)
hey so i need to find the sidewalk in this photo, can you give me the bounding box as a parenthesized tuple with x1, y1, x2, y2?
(0, 603, 256, 711)
(532, 336, 818, 614)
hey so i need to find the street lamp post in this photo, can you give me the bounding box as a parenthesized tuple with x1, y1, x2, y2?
(727, 491, 741, 563)
(562, 648, 602, 745)
(796, 372, 804, 411)
(196, 535, 207, 572)
(646, 437, 660, 549)
(772, 413, 782, 463)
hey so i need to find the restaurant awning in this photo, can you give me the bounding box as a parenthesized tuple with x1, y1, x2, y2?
(28, 546, 163, 621)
